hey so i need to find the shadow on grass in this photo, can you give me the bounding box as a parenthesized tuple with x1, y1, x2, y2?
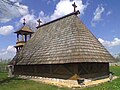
(0, 77, 25, 84)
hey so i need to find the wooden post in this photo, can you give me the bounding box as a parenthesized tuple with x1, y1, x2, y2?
(30, 34, 31, 39)
(22, 34, 24, 41)
(17, 34, 19, 41)
(16, 47, 19, 52)
(25, 35, 27, 42)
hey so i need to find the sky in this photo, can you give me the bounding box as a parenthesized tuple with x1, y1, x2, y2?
(0, 0, 120, 59)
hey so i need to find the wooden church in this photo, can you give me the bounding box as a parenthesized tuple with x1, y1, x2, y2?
(9, 3, 116, 80)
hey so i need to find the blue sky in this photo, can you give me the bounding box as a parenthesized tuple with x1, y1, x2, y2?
(0, 0, 120, 59)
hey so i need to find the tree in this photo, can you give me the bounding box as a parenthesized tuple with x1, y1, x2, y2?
(116, 53, 120, 61)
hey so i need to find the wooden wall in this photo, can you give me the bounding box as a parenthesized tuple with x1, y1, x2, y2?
(14, 62, 109, 80)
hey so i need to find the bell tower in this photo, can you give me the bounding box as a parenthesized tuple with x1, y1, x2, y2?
(14, 19, 34, 52)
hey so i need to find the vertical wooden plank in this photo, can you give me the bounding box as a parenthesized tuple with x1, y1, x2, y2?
(107, 63, 109, 74)
(74, 63, 78, 74)
(50, 65, 52, 74)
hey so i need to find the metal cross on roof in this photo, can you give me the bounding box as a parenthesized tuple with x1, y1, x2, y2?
(23, 18, 26, 25)
(72, 2, 77, 12)
(37, 19, 42, 26)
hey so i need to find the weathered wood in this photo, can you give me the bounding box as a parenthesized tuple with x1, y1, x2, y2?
(74, 64, 78, 74)
(10, 11, 116, 65)
(14, 62, 109, 80)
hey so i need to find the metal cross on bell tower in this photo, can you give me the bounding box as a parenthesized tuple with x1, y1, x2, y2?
(23, 18, 26, 25)
(72, 2, 77, 12)
(37, 19, 42, 27)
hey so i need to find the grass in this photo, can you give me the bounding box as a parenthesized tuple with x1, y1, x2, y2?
(0, 62, 8, 73)
(0, 62, 7, 67)
(110, 66, 120, 76)
(0, 72, 68, 90)
(0, 66, 120, 90)
(0, 72, 8, 81)
(82, 78, 120, 90)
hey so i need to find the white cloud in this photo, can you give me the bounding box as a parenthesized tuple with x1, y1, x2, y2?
(38, 0, 88, 23)
(50, 0, 88, 20)
(7, 46, 16, 53)
(0, 0, 29, 23)
(91, 4, 105, 27)
(20, 14, 36, 24)
(106, 11, 112, 16)
(17, 0, 88, 32)
(98, 38, 120, 47)
(18, 14, 37, 31)
(15, 2, 29, 15)
(93, 5, 104, 21)
(38, 11, 50, 24)
(0, 25, 14, 35)
(0, 45, 16, 59)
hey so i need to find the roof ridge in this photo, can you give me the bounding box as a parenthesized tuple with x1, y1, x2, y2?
(36, 10, 80, 29)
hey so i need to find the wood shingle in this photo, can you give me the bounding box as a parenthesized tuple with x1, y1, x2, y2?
(11, 11, 116, 65)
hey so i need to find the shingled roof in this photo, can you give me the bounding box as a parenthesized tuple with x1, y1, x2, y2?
(11, 11, 116, 65)
(14, 25, 33, 34)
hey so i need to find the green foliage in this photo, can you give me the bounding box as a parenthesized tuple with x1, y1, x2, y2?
(0, 62, 7, 66)
(116, 53, 120, 61)
(0, 62, 8, 73)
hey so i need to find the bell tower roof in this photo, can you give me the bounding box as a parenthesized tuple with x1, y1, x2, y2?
(14, 25, 34, 34)
(14, 19, 34, 35)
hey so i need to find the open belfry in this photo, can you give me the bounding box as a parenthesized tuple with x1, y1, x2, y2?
(14, 19, 34, 52)
(9, 2, 116, 82)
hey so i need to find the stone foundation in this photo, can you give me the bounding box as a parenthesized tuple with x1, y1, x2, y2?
(19, 75, 118, 88)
